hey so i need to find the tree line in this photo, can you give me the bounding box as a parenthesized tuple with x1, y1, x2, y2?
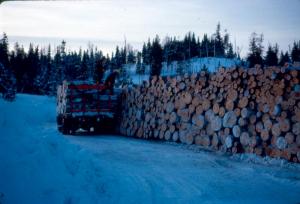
(1, 23, 300, 100)
(246, 32, 299, 68)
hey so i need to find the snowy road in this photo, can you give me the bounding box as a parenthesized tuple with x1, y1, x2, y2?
(68, 135, 300, 204)
(1, 95, 300, 204)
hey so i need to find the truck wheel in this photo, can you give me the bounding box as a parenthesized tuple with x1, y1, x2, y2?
(57, 115, 63, 125)
(58, 125, 63, 132)
(62, 126, 75, 135)
(62, 127, 69, 135)
(61, 117, 75, 135)
(57, 115, 63, 132)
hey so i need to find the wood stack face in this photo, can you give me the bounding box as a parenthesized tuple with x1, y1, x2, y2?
(120, 65, 300, 163)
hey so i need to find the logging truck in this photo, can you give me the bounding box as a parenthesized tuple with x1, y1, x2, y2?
(56, 80, 122, 135)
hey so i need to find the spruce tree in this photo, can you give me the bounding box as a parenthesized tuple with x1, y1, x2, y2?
(146, 39, 152, 64)
(201, 34, 210, 57)
(136, 51, 143, 75)
(10, 43, 26, 92)
(150, 35, 163, 76)
(279, 51, 290, 66)
(264, 44, 278, 66)
(291, 41, 300, 62)
(0, 33, 10, 69)
(0, 63, 16, 101)
(247, 32, 264, 68)
(214, 23, 225, 57)
(226, 43, 235, 58)
(142, 43, 147, 65)
(190, 32, 198, 58)
(127, 49, 136, 64)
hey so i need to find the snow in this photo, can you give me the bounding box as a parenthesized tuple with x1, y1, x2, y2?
(125, 57, 241, 85)
(161, 57, 241, 76)
(0, 95, 107, 204)
(1, 94, 300, 204)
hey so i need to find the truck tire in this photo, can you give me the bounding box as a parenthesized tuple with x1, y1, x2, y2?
(57, 115, 63, 133)
(61, 117, 76, 135)
(62, 127, 74, 135)
(57, 115, 63, 125)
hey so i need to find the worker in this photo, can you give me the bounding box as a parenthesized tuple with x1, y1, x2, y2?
(95, 57, 106, 83)
(104, 70, 119, 94)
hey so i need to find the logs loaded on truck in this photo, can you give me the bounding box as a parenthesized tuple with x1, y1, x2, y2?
(57, 79, 122, 135)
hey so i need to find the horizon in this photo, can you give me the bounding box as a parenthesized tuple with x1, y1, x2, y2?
(1, 0, 300, 57)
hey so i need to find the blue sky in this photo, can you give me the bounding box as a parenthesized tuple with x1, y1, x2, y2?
(0, 0, 300, 56)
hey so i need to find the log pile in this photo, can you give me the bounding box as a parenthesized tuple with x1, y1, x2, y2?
(120, 65, 300, 163)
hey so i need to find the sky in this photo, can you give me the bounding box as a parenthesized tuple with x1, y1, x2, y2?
(0, 0, 300, 57)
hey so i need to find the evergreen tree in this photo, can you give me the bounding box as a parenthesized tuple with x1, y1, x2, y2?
(23, 43, 40, 93)
(167, 37, 180, 61)
(0, 63, 16, 101)
(115, 46, 122, 67)
(44, 45, 55, 94)
(162, 36, 171, 64)
(136, 51, 144, 74)
(141, 40, 151, 65)
(87, 43, 95, 80)
(60, 40, 67, 82)
(81, 51, 90, 80)
(150, 35, 163, 76)
(223, 31, 230, 54)
(33, 47, 48, 94)
(226, 43, 235, 58)
(53, 45, 62, 87)
(94, 56, 106, 83)
(127, 48, 136, 64)
(264, 44, 278, 66)
(214, 23, 225, 57)
(201, 34, 210, 57)
(142, 43, 148, 64)
(0, 33, 10, 69)
(120, 46, 127, 65)
(10, 43, 26, 92)
(0, 29, 15, 99)
(190, 32, 198, 58)
(279, 51, 290, 66)
(291, 41, 300, 62)
(247, 32, 264, 68)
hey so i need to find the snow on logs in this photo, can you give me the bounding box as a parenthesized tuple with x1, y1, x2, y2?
(120, 65, 300, 163)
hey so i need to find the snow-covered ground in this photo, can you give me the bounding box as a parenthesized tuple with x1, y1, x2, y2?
(161, 57, 241, 76)
(1, 94, 300, 204)
(125, 57, 241, 84)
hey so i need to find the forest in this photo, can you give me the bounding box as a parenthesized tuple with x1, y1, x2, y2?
(0, 23, 300, 100)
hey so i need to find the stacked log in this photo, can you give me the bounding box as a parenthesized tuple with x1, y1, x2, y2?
(120, 65, 300, 163)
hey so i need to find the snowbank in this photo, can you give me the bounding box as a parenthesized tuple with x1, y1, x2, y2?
(0, 95, 109, 204)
